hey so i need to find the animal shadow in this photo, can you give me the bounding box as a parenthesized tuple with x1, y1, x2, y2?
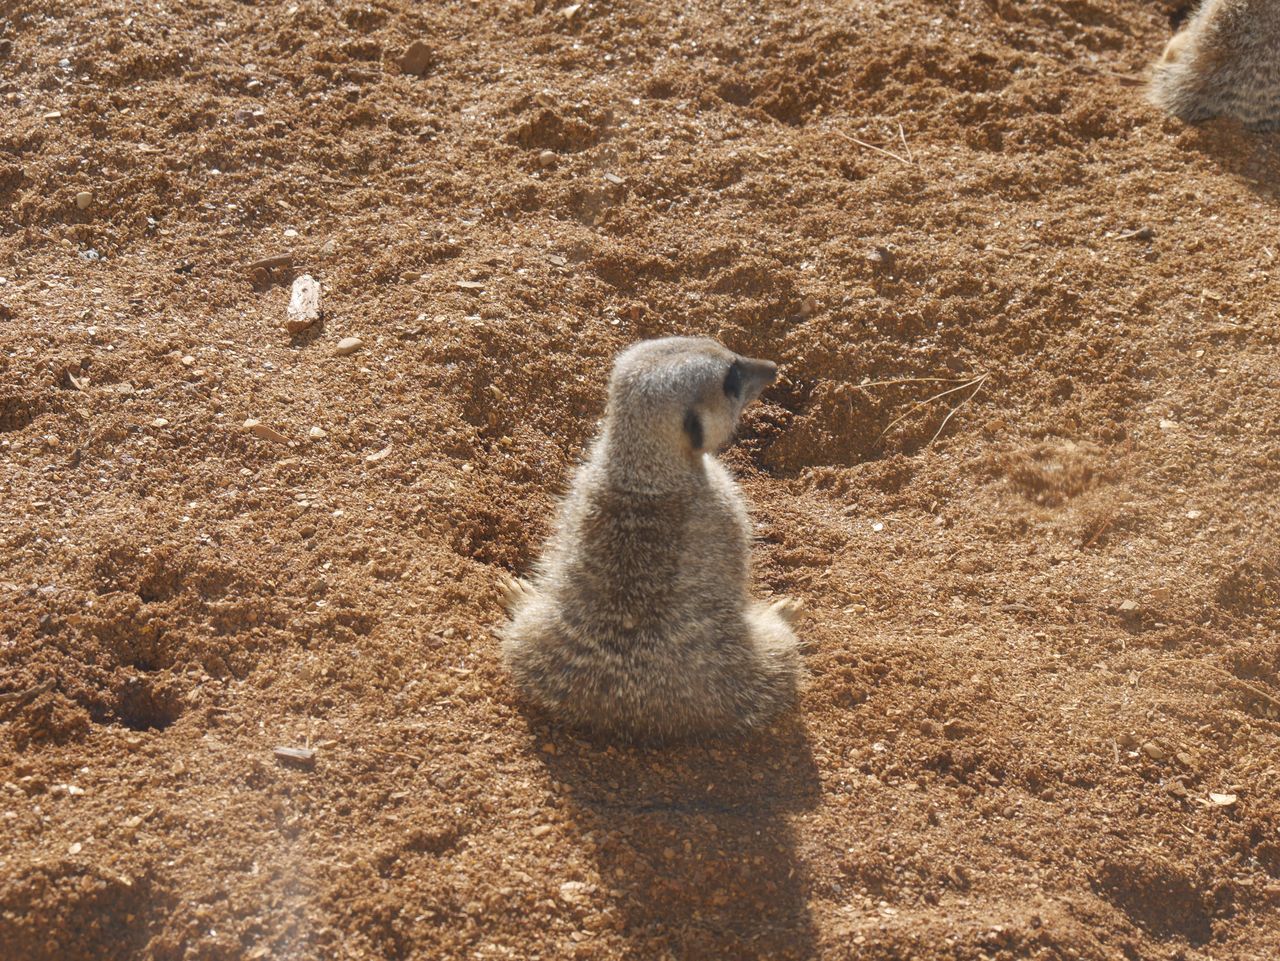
(1163, 114, 1280, 191)
(535, 716, 821, 961)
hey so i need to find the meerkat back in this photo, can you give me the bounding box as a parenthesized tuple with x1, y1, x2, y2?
(498, 336, 805, 743)
(1148, 0, 1280, 128)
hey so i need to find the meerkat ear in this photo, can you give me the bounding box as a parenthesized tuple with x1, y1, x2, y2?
(682, 408, 704, 451)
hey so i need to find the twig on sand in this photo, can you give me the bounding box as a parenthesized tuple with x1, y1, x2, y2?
(834, 130, 914, 166)
(371, 747, 425, 764)
(1138, 660, 1280, 713)
(854, 375, 975, 390)
(927, 373, 988, 446)
(0, 679, 54, 716)
(876, 373, 989, 445)
(897, 122, 914, 163)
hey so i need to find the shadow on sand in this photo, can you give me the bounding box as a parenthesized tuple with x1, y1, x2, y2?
(534, 716, 822, 960)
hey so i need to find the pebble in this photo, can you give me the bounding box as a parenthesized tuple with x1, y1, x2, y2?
(868, 246, 895, 271)
(151, 417, 169, 428)
(1140, 741, 1166, 762)
(244, 418, 290, 444)
(286, 274, 322, 334)
(538, 150, 557, 167)
(559, 881, 588, 904)
(335, 336, 363, 356)
(309, 426, 327, 439)
(74, 191, 92, 210)
(68, 842, 82, 855)
(365, 444, 392, 463)
(398, 40, 433, 76)
(531, 824, 554, 838)
(181, 354, 195, 366)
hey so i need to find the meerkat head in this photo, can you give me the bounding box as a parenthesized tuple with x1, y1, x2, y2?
(604, 336, 778, 465)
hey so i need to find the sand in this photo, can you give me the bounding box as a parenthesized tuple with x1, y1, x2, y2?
(2, 1, 1279, 958)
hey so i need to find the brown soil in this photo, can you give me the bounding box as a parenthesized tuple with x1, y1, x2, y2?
(3, 0, 1280, 958)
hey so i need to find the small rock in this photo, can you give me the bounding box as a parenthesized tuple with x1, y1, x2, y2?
(398, 40, 432, 76)
(799, 296, 817, 317)
(286, 274, 322, 334)
(244, 418, 290, 444)
(248, 252, 293, 285)
(273, 746, 316, 770)
(559, 881, 588, 904)
(1141, 741, 1166, 762)
(1175, 751, 1195, 769)
(1117, 226, 1155, 242)
(335, 336, 363, 356)
(868, 246, 895, 271)
(68, 842, 82, 855)
(1117, 732, 1139, 750)
(604, 172, 625, 185)
(1159, 418, 1178, 430)
(1117, 599, 1140, 614)
(181, 354, 195, 366)
(531, 824, 554, 838)
(74, 191, 92, 210)
(538, 150, 557, 167)
(309, 426, 327, 439)
(1209, 792, 1237, 807)
(151, 417, 169, 428)
(456, 280, 485, 292)
(365, 444, 392, 463)
(942, 718, 970, 739)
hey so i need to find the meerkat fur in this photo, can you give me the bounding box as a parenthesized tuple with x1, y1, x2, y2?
(499, 336, 804, 743)
(1149, 0, 1280, 128)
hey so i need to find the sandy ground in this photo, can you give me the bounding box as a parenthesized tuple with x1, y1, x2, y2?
(2, 0, 1280, 958)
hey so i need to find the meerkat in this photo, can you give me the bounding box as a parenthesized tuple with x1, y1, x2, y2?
(498, 336, 804, 743)
(1148, 0, 1280, 127)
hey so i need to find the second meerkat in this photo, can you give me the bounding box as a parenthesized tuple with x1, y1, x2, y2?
(1149, 0, 1280, 127)
(499, 336, 803, 743)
